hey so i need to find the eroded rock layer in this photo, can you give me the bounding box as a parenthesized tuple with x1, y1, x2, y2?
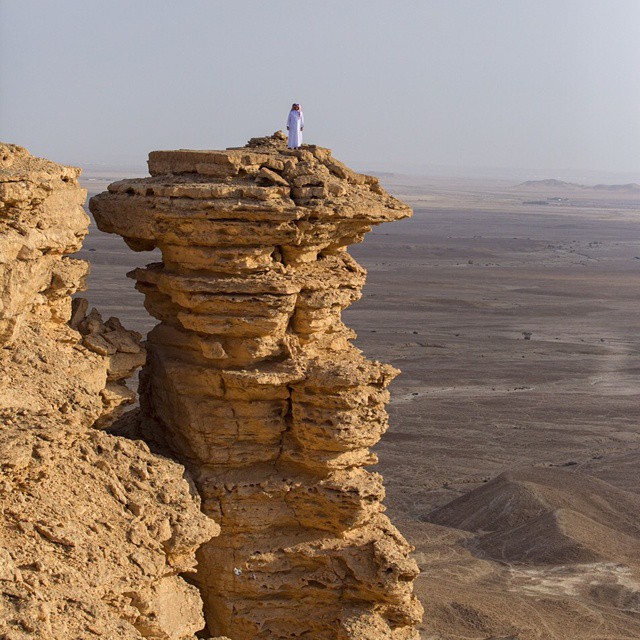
(90, 132, 423, 639)
(0, 144, 218, 639)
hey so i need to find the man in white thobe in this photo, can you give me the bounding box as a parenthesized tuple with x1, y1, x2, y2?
(287, 103, 304, 149)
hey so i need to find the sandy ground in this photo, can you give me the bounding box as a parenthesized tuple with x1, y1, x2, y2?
(77, 172, 640, 640)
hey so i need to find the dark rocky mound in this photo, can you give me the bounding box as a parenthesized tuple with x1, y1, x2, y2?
(516, 179, 580, 188)
(592, 182, 640, 192)
(426, 468, 640, 565)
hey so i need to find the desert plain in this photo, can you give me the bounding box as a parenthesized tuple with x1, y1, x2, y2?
(77, 171, 640, 640)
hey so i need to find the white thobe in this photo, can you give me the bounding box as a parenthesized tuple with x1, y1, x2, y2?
(287, 110, 304, 148)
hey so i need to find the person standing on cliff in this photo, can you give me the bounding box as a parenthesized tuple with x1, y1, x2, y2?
(287, 103, 304, 149)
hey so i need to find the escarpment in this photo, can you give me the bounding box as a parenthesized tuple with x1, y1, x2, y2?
(90, 131, 423, 639)
(0, 144, 219, 639)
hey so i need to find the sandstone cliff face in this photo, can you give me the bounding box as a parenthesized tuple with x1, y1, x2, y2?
(90, 132, 423, 639)
(0, 144, 218, 639)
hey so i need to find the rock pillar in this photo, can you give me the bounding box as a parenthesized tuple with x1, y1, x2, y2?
(90, 132, 423, 639)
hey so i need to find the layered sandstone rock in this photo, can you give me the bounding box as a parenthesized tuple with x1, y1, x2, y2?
(90, 131, 423, 639)
(0, 143, 218, 639)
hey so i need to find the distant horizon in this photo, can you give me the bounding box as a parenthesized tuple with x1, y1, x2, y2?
(69, 150, 640, 186)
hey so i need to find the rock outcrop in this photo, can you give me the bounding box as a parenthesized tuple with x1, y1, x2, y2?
(0, 143, 218, 639)
(0, 143, 142, 423)
(90, 132, 423, 639)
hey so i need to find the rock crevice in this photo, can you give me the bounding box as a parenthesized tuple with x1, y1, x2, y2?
(90, 132, 423, 639)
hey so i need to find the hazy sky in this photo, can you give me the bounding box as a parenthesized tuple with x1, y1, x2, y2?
(1, 0, 639, 179)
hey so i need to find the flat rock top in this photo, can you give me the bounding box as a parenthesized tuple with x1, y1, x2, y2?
(90, 133, 412, 263)
(134, 131, 411, 222)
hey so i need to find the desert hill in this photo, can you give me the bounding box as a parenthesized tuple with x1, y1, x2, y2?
(407, 464, 640, 639)
(516, 178, 581, 188)
(592, 182, 640, 192)
(427, 467, 640, 565)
